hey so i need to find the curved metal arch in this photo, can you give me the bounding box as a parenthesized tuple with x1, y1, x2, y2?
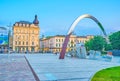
(67, 14, 107, 36)
(59, 14, 108, 59)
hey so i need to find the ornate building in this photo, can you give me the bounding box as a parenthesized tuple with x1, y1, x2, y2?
(40, 35, 93, 53)
(13, 15, 40, 53)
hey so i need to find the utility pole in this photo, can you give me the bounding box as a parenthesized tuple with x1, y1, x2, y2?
(7, 23, 12, 54)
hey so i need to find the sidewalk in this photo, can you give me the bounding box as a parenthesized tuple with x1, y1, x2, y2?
(26, 54, 120, 81)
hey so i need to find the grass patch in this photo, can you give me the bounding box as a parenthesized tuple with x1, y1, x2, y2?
(91, 66, 120, 81)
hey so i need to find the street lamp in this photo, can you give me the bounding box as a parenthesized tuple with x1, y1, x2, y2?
(42, 34, 44, 53)
(7, 23, 11, 54)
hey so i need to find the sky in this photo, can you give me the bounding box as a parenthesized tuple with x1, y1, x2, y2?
(0, 0, 120, 37)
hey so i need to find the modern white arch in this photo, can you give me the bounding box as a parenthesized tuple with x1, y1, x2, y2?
(59, 14, 108, 59)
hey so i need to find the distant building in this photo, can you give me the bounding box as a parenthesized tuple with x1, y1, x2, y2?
(13, 15, 40, 53)
(0, 27, 9, 53)
(40, 35, 93, 53)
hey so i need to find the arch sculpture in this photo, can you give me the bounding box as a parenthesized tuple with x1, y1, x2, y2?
(59, 14, 108, 59)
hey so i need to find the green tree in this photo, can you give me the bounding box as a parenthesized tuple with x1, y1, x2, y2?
(85, 36, 106, 51)
(104, 43, 113, 51)
(109, 31, 120, 50)
(85, 39, 93, 51)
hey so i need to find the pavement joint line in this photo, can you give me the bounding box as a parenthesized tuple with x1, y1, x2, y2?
(24, 55, 40, 81)
(36, 71, 94, 74)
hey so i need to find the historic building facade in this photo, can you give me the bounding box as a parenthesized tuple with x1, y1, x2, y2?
(40, 35, 93, 53)
(13, 15, 40, 53)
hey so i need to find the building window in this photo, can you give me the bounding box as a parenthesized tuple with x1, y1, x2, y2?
(18, 36, 21, 39)
(59, 44, 60, 47)
(69, 44, 71, 47)
(23, 24, 25, 27)
(32, 42, 34, 45)
(19, 23, 22, 26)
(80, 40, 81, 43)
(15, 41, 17, 45)
(23, 42, 24, 45)
(26, 42, 28, 45)
(74, 44, 76, 47)
(15, 23, 18, 26)
(56, 39, 59, 42)
(56, 44, 58, 47)
(56, 44, 60, 47)
(19, 41, 21, 45)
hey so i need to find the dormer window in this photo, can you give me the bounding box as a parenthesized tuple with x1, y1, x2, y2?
(15, 23, 18, 26)
(23, 24, 25, 27)
(19, 23, 22, 26)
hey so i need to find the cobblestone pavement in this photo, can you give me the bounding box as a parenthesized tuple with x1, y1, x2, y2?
(0, 54, 36, 81)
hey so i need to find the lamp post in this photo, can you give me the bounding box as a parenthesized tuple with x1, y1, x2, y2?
(7, 23, 11, 54)
(42, 34, 44, 53)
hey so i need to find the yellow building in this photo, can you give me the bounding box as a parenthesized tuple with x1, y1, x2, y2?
(13, 15, 40, 53)
(40, 35, 93, 53)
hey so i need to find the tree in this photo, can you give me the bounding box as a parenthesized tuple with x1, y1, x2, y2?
(104, 43, 113, 51)
(85, 38, 93, 51)
(109, 31, 120, 50)
(85, 36, 106, 51)
(85, 31, 120, 51)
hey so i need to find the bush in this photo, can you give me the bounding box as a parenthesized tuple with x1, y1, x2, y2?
(91, 66, 120, 81)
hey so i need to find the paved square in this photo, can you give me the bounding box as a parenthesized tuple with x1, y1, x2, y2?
(0, 54, 36, 81)
(26, 54, 120, 81)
